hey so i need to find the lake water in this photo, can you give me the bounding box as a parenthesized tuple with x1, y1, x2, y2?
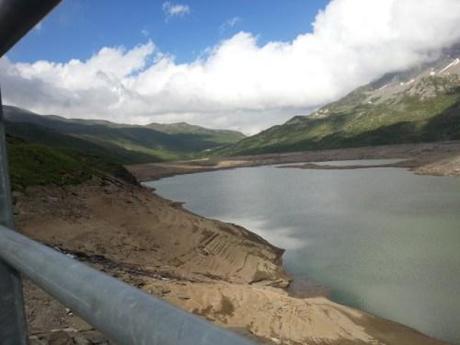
(146, 161, 460, 344)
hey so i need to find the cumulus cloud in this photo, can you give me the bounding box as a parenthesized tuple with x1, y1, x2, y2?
(162, 2, 190, 19)
(2, 0, 460, 134)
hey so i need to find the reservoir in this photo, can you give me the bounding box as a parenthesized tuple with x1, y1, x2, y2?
(146, 161, 460, 344)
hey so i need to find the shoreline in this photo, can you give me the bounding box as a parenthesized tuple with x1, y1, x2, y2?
(127, 140, 460, 182)
(139, 173, 448, 344)
(19, 142, 459, 344)
(20, 180, 447, 345)
(126, 142, 460, 344)
(126, 141, 460, 344)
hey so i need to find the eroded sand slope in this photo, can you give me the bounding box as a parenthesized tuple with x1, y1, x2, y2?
(16, 177, 445, 345)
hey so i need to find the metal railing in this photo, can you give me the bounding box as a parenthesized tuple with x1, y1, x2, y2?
(0, 225, 256, 345)
(0, 1, 259, 344)
(0, 89, 28, 345)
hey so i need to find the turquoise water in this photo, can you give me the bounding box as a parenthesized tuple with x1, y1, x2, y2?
(146, 162, 460, 344)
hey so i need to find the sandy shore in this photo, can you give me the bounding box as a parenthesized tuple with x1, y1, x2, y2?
(16, 172, 448, 344)
(128, 140, 460, 182)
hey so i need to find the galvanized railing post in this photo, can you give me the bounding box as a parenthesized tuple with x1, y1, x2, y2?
(0, 1, 63, 341)
(0, 89, 28, 344)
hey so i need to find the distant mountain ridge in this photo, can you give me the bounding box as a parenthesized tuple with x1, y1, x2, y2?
(3, 106, 245, 162)
(217, 45, 460, 156)
(146, 121, 245, 144)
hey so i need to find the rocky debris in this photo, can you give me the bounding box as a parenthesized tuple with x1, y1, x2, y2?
(29, 329, 114, 345)
(415, 153, 460, 176)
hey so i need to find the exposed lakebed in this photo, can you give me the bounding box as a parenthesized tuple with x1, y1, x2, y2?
(146, 160, 460, 344)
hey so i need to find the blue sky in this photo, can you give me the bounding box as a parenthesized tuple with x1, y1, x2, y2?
(2, 0, 460, 133)
(9, 0, 329, 64)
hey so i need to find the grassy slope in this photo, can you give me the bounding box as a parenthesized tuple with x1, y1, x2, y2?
(3, 107, 246, 190)
(6, 135, 136, 191)
(146, 122, 246, 145)
(216, 75, 460, 156)
(6, 122, 161, 164)
(4, 106, 245, 161)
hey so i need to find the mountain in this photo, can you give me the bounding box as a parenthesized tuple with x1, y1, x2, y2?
(217, 46, 460, 156)
(146, 122, 245, 145)
(3, 106, 245, 162)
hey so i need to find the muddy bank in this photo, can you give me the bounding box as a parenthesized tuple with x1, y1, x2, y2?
(128, 140, 460, 181)
(414, 154, 460, 176)
(16, 175, 448, 345)
(279, 161, 409, 170)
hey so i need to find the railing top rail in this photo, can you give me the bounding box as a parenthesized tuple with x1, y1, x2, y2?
(0, 0, 62, 57)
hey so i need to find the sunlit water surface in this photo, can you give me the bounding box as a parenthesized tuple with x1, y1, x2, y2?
(146, 160, 460, 344)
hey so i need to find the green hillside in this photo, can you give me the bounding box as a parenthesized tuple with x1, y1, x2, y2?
(6, 135, 134, 190)
(6, 121, 159, 164)
(3, 106, 245, 162)
(216, 53, 460, 156)
(146, 122, 245, 145)
(3, 106, 245, 189)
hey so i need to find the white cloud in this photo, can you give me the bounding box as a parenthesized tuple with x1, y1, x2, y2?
(162, 2, 190, 19)
(220, 17, 241, 33)
(2, 0, 460, 134)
